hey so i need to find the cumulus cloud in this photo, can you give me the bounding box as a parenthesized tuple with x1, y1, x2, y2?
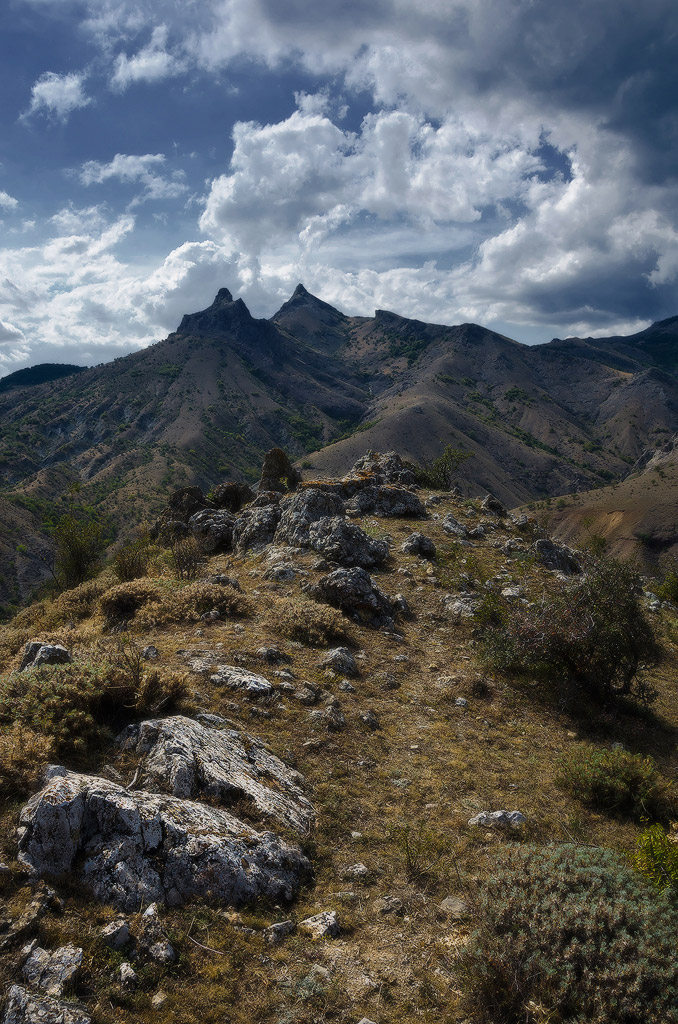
(111, 25, 186, 90)
(24, 71, 91, 122)
(0, 191, 18, 210)
(79, 153, 187, 203)
(0, 320, 24, 344)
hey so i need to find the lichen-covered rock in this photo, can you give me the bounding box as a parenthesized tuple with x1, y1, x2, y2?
(210, 481, 255, 512)
(481, 493, 508, 517)
(188, 509, 235, 553)
(344, 485, 425, 518)
(401, 532, 436, 559)
(468, 810, 527, 828)
(19, 643, 71, 672)
(533, 538, 581, 574)
(209, 665, 273, 696)
(100, 920, 129, 950)
(23, 944, 82, 997)
(276, 489, 346, 547)
(347, 451, 416, 486)
(442, 514, 468, 538)
(308, 567, 395, 628)
(1, 985, 91, 1024)
(120, 716, 314, 832)
(17, 767, 312, 911)
(232, 504, 282, 553)
(318, 647, 358, 677)
(307, 517, 389, 567)
(299, 910, 340, 939)
(310, 699, 346, 732)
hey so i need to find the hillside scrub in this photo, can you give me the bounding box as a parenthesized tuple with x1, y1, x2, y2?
(476, 556, 661, 701)
(633, 822, 678, 894)
(456, 844, 678, 1023)
(556, 745, 673, 821)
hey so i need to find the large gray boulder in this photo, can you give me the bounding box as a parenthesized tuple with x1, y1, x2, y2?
(309, 567, 395, 628)
(188, 509, 235, 553)
(17, 767, 311, 911)
(344, 484, 425, 518)
(232, 504, 282, 553)
(119, 716, 314, 833)
(533, 538, 581, 574)
(2, 985, 91, 1024)
(23, 945, 82, 998)
(307, 517, 388, 567)
(347, 451, 416, 486)
(401, 532, 436, 559)
(20, 644, 71, 673)
(276, 489, 346, 547)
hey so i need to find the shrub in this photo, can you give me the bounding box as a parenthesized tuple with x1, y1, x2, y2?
(53, 512, 107, 589)
(633, 822, 678, 895)
(168, 536, 203, 580)
(52, 578, 107, 622)
(137, 581, 250, 627)
(411, 445, 474, 489)
(112, 539, 150, 582)
(388, 821, 449, 883)
(456, 844, 678, 1023)
(556, 745, 672, 821)
(476, 557, 661, 701)
(0, 724, 54, 799)
(656, 565, 678, 604)
(272, 598, 353, 646)
(99, 580, 164, 626)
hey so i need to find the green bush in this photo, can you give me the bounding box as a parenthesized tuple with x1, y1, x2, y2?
(53, 512, 107, 589)
(476, 557, 660, 701)
(411, 445, 474, 489)
(112, 539, 150, 582)
(456, 844, 678, 1023)
(633, 822, 678, 895)
(556, 745, 671, 820)
(656, 567, 678, 604)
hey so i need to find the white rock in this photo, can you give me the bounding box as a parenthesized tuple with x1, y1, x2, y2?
(264, 920, 295, 944)
(100, 920, 130, 949)
(119, 962, 137, 992)
(299, 910, 340, 939)
(22, 944, 82, 997)
(1, 984, 91, 1024)
(468, 810, 527, 829)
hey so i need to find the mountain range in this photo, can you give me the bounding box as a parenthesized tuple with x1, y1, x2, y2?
(1, 284, 677, 609)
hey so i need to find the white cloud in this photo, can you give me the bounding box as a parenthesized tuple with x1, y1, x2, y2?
(80, 153, 188, 203)
(111, 25, 186, 90)
(24, 71, 91, 122)
(0, 320, 24, 344)
(0, 191, 18, 210)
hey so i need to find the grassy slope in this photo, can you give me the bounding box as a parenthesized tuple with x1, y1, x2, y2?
(0, 489, 676, 1023)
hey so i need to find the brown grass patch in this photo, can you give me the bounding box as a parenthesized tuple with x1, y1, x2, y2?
(270, 596, 353, 646)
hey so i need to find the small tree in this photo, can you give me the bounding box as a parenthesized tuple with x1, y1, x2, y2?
(53, 511, 106, 590)
(413, 444, 474, 489)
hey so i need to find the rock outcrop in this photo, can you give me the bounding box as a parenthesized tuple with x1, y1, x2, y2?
(532, 538, 582, 574)
(309, 567, 395, 628)
(275, 489, 345, 547)
(307, 517, 389, 567)
(188, 509, 235, 553)
(232, 504, 282, 553)
(2, 985, 91, 1024)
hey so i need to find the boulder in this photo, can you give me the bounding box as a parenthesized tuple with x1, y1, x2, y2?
(188, 509, 235, 553)
(468, 810, 527, 829)
(299, 910, 340, 939)
(276, 489, 345, 547)
(1, 985, 91, 1024)
(442, 514, 468, 538)
(258, 448, 300, 494)
(232, 505, 282, 553)
(481, 493, 508, 517)
(100, 920, 130, 950)
(401, 532, 436, 559)
(17, 766, 312, 911)
(318, 647, 358, 677)
(532, 538, 581, 574)
(119, 716, 314, 833)
(344, 485, 425, 518)
(20, 643, 71, 673)
(347, 451, 416, 486)
(308, 567, 395, 628)
(264, 920, 295, 944)
(23, 944, 82, 998)
(307, 517, 389, 567)
(209, 665, 273, 697)
(210, 481, 254, 513)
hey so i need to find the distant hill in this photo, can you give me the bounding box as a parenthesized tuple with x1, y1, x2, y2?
(0, 284, 677, 607)
(0, 363, 86, 393)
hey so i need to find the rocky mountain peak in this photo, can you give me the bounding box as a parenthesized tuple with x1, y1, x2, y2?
(176, 287, 253, 336)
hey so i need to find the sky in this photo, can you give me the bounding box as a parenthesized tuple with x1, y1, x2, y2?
(0, 0, 677, 374)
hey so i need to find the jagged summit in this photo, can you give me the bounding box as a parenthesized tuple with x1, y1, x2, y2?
(177, 287, 253, 336)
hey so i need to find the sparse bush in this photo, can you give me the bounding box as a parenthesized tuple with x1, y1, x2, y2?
(0, 724, 54, 799)
(456, 844, 678, 1023)
(389, 821, 449, 883)
(112, 539, 150, 582)
(168, 536, 203, 580)
(99, 581, 164, 626)
(656, 562, 678, 604)
(412, 445, 474, 489)
(137, 581, 250, 627)
(633, 822, 678, 895)
(476, 557, 661, 702)
(52, 578, 107, 622)
(272, 598, 352, 646)
(53, 511, 107, 589)
(557, 745, 672, 821)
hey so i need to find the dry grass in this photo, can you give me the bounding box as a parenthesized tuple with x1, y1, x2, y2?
(0, 724, 54, 799)
(136, 581, 251, 627)
(270, 596, 354, 646)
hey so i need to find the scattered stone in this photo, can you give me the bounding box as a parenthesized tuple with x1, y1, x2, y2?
(118, 962, 137, 993)
(257, 646, 291, 663)
(299, 911, 340, 939)
(532, 538, 581, 574)
(19, 643, 71, 672)
(188, 509, 235, 553)
(392, 593, 411, 615)
(338, 679, 356, 692)
(120, 715, 314, 832)
(100, 920, 130, 950)
(401, 532, 436, 559)
(141, 646, 158, 660)
(209, 665, 273, 696)
(468, 810, 527, 829)
(319, 646, 358, 677)
(295, 683, 320, 705)
(501, 585, 525, 600)
(23, 944, 83, 997)
(357, 1019, 378, 1024)
(148, 940, 176, 964)
(0, 885, 60, 952)
(342, 862, 368, 879)
(481, 494, 508, 517)
(359, 709, 380, 730)
(264, 920, 295, 944)
(468, 525, 485, 538)
(1, 985, 91, 1024)
(308, 566, 395, 628)
(151, 990, 167, 1010)
(18, 766, 312, 911)
(442, 514, 468, 538)
(307, 516, 389, 567)
(311, 699, 346, 732)
(438, 896, 468, 919)
(262, 563, 296, 582)
(375, 895, 404, 916)
(441, 594, 478, 620)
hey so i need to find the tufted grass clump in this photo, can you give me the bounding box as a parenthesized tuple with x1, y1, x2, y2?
(633, 822, 678, 895)
(476, 557, 661, 702)
(136, 581, 250, 627)
(0, 724, 54, 799)
(99, 580, 164, 626)
(456, 844, 678, 1023)
(272, 597, 353, 646)
(556, 745, 673, 821)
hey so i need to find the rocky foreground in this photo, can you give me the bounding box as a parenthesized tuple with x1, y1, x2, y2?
(0, 451, 676, 1023)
